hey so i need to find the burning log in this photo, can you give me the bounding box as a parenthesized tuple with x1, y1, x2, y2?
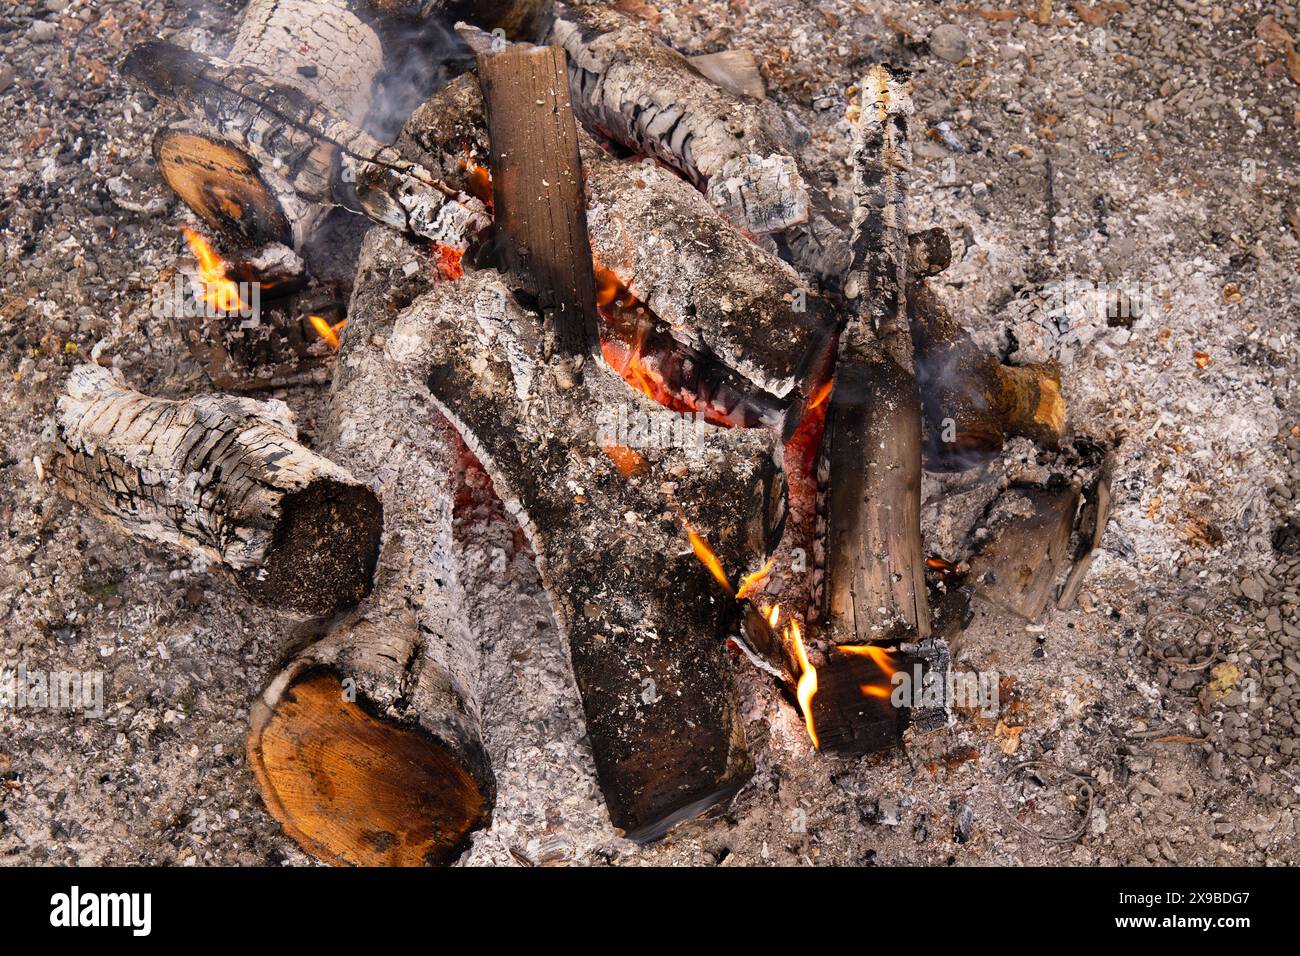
(151, 0, 387, 250)
(431, 51, 777, 837)
(908, 280, 1066, 471)
(54, 364, 382, 617)
(541, 3, 850, 285)
(247, 230, 494, 866)
(124, 41, 491, 252)
(809, 65, 932, 754)
(399, 71, 829, 411)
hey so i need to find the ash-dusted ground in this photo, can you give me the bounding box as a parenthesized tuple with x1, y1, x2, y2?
(1, 0, 1297, 866)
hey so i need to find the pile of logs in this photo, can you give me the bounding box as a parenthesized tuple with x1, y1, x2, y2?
(52, 0, 1112, 864)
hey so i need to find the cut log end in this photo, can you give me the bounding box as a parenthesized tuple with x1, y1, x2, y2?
(247, 668, 492, 867)
(242, 479, 383, 618)
(153, 129, 291, 248)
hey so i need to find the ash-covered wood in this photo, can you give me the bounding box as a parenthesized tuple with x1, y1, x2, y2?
(908, 279, 1066, 471)
(248, 231, 495, 866)
(371, 0, 547, 37)
(544, 3, 807, 234)
(399, 71, 830, 405)
(123, 41, 490, 251)
(478, 43, 600, 358)
(399, 260, 780, 839)
(1056, 452, 1115, 609)
(151, 0, 386, 251)
(54, 364, 381, 617)
(540, 3, 850, 285)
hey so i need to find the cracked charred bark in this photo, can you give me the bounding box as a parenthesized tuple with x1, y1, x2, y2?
(54, 364, 381, 617)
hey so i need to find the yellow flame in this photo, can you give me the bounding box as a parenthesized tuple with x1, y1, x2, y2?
(838, 643, 898, 676)
(308, 315, 347, 350)
(686, 525, 733, 595)
(767, 604, 781, 628)
(735, 556, 775, 601)
(788, 618, 819, 749)
(182, 226, 245, 313)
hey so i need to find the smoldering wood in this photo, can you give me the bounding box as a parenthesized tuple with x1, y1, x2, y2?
(908, 279, 1066, 471)
(151, 0, 386, 251)
(123, 41, 491, 251)
(966, 483, 1081, 621)
(543, 3, 807, 235)
(396, 260, 782, 839)
(248, 231, 494, 866)
(477, 43, 601, 358)
(820, 65, 929, 649)
(54, 364, 381, 617)
(163, 243, 347, 391)
(1056, 452, 1115, 609)
(540, 4, 851, 285)
(399, 72, 831, 405)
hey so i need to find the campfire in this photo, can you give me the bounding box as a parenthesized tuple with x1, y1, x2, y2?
(50, 0, 1114, 866)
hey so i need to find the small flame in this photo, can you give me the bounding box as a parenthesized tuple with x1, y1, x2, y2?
(767, 604, 781, 628)
(182, 226, 245, 313)
(686, 524, 733, 595)
(789, 618, 819, 749)
(839, 643, 898, 676)
(735, 556, 775, 601)
(308, 315, 347, 350)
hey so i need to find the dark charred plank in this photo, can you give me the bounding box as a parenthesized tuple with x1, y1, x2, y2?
(477, 43, 601, 358)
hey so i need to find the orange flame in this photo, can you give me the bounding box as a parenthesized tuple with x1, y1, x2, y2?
(182, 226, 245, 313)
(807, 376, 834, 411)
(686, 525, 733, 595)
(839, 643, 899, 676)
(789, 618, 819, 749)
(308, 315, 347, 350)
(735, 556, 775, 601)
(766, 603, 781, 628)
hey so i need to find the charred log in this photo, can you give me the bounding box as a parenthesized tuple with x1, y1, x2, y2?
(123, 41, 490, 251)
(540, 3, 850, 285)
(54, 364, 381, 617)
(248, 231, 495, 866)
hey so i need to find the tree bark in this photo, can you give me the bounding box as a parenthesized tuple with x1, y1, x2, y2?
(54, 364, 381, 617)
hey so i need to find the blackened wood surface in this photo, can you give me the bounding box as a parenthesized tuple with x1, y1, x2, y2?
(478, 44, 600, 358)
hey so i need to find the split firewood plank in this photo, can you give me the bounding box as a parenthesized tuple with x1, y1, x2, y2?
(124, 41, 491, 252)
(54, 364, 381, 617)
(477, 43, 600, 358)
(540, 3, 851, 285)
(248, 231, 494, 866)
(806, 65, 932, 754)
(1056, 452, 1115, 608)
(966, 483, 1081, 621)
(822, 66, 929, 646)
(908, 279, 1065, 471)
(398, 71, 831, 407)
